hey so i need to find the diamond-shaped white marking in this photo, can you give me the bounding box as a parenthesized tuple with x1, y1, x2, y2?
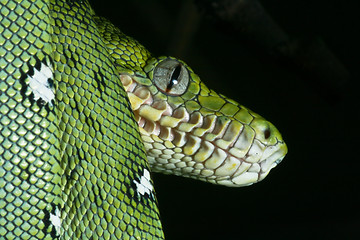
(49, 207, 61, 236)
(28, 63, 55, 106)
(133, 169, 153, 196)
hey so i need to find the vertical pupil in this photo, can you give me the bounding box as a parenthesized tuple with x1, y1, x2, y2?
(167, 64, 182, 90)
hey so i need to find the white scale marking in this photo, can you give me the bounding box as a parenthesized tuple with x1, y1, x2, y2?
(49, 207, 61, 236)
(133, 169, 153, 196)
(28, 63, 55, 106)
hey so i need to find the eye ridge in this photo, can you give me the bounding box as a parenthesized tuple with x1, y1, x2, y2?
(166, 64, 182, 92)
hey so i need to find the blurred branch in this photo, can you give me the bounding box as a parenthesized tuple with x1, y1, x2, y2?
(167, 0, 201, 58)
(194, 0, 351, 104)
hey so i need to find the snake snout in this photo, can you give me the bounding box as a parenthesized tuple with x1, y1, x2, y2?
(220, 123, 287, 187)
(220, 115, 287, 186)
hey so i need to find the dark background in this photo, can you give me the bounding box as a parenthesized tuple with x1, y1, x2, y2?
(91, 0, 359, 239)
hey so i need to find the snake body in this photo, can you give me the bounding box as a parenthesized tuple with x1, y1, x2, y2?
(0, 0, 287, 239)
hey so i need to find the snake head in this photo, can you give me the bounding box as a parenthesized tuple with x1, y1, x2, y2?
(119, 56, 287, 187)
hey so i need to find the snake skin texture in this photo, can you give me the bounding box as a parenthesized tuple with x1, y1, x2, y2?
(1, 0, 287, 239)
(1, 0, 163, 239)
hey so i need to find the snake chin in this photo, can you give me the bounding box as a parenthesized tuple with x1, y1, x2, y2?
(257, 143, 287, 180)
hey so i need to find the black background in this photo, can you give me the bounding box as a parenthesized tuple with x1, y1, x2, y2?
(91, 0, 359, 239)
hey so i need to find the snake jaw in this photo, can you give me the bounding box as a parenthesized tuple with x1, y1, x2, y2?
(121, 71, 287, 187)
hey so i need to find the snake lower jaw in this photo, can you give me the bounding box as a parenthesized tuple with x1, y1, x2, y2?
(257, 142, 287, 181)
(140, 120, 287, 187)
(214, 140, 287, 187)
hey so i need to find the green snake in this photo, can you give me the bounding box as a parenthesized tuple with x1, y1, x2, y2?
(0, 0, 287, 239)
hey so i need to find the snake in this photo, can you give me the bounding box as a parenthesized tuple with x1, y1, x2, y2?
(0, 0, 287, 239)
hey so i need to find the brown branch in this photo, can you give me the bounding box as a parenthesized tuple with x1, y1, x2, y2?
(195, 0, 351, 104)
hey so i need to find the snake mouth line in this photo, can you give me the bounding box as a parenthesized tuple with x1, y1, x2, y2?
(121, 74, 287, 186)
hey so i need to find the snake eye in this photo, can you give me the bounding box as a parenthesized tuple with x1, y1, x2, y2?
(153, 59, 189, 96)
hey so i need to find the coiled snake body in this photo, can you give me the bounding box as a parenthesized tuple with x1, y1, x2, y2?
(0, 0, 287, 239)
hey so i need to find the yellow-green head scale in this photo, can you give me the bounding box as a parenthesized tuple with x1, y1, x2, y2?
(98, 16, 288, 187)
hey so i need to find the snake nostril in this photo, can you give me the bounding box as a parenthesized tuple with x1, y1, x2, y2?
(264, 128, 271, 139)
